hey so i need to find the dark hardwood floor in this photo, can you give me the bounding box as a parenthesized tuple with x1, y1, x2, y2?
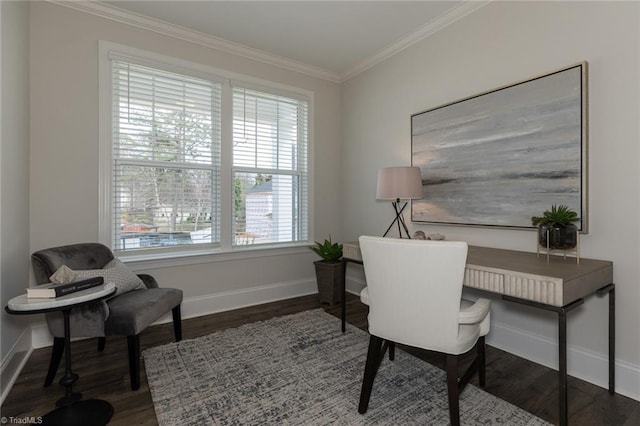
(2, 293, 638, 425)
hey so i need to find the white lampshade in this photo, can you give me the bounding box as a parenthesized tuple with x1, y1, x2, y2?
(376, 166, 423, 200)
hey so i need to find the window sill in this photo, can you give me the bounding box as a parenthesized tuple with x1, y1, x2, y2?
(119, 242, 313, 270)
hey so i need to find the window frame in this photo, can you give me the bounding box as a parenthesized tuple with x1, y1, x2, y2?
(99, 41, 314, 262)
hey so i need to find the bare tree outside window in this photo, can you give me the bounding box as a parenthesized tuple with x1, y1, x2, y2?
(113, 62, 220, 250)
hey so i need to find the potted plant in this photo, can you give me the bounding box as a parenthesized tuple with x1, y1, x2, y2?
(531, 204, 580, 250)
(310, 237, 344, 305)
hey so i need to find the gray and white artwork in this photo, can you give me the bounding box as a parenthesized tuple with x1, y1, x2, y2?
(411, 64, 586, 230)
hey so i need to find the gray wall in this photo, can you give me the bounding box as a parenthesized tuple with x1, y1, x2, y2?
(1, 0, 31, 398)
(341, 1, 639, 399)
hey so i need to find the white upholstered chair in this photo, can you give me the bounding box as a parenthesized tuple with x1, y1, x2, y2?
(357, 236, 491, 426)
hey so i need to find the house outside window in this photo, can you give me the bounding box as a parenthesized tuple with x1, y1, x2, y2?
(232, 87, 309, 247)
(100, 43, 311, 258)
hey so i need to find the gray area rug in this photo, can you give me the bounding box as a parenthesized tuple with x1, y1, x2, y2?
(143, 309, 549, 425)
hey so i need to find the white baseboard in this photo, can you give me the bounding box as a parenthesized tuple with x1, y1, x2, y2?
(31, 322, 54, 349)
(345, 268, 366, 295)
(0, 327, 33, 406)
(183, 278, 318, 320)
(19, 276, 640, 404)
(486, 321, 639, 401)
(151, 277, 318, 325)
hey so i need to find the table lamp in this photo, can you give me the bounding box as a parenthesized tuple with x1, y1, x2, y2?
(376, 166, 423, 238)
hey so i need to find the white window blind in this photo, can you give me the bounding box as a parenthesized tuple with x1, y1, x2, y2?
(112, 60, 221, 252)
(232, 87, 309, 246)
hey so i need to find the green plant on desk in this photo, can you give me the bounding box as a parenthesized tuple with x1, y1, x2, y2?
(531, 204, 580, 250)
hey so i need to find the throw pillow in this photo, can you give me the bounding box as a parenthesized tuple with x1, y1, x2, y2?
(73, 258, 145, 296)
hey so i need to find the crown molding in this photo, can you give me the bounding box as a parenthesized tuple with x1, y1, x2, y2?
(49, 0, 490, 84)
(49, 1, 342, 83)
(341, 0, 491, 82)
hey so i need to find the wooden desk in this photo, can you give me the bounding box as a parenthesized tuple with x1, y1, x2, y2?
(341, 242, 615, 426)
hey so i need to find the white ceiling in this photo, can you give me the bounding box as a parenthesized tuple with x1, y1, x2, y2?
(96, 1, 486, 81)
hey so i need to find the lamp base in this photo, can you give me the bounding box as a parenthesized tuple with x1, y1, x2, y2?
(382, 200, 412, 239)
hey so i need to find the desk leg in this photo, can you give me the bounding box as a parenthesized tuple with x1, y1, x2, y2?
(596, 283, 616, 394)
(341, 258, 347, 333)
(503, 296, 583, 426)
(598, 285, 616, 394)
(559, 308, 568, 426)
(609, 287, 615, 394)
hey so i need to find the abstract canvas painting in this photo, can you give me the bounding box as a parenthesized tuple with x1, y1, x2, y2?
(411, 62, 587, 231)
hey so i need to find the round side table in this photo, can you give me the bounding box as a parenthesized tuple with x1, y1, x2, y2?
(5, 283, 117, 426)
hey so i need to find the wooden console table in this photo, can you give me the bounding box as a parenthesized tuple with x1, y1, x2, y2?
(341, 241, 615, 426)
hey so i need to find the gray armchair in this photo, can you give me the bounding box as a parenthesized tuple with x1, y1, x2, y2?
(31, 243, 183, 391)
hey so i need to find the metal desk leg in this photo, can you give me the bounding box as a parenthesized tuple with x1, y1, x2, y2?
(503, 296, 583, 426)
(559, 307, 568, 426)
(609, 287, 615, 394)
(597, 283, 616, 394)
(341, 258, 347, 333)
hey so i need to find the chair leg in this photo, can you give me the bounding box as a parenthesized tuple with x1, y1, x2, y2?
(358, 335, 384, 414)
(446, 354, 460, 426)
(127, 335, 141, 391)
(97, 337, 106, 352)
(388, 342, 395, 361)
(172, 305, 182, 342)
(478, 336, 486, 388)
(44, 337, 65, 387)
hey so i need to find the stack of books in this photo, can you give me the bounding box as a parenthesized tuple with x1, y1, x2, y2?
(27, 277, 105, 299)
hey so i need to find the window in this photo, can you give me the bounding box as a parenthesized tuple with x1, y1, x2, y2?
(101, 45, 310, 256)
(232, 88, 308, 246)
(111, 60, 222, 252)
